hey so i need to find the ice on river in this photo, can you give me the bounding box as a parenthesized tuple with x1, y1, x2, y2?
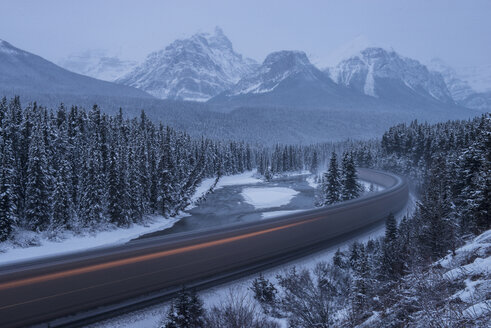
(241, 187, 299, 209)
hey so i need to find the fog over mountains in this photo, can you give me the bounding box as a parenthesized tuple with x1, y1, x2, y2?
(0, 39, 152, 101)
(58, 49, 138, 82)
(0, 28, 488, 144)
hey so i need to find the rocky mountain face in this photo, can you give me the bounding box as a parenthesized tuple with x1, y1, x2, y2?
(427, 58, 475, 101)
(428, 58, 491, 111)
(328, 48, 454, 105)
(0, 39, 152, 100)
(117, 27, 258, 101)
(209, 50, 370, 110)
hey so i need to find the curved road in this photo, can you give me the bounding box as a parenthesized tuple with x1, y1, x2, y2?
(0, 168, 408, 327)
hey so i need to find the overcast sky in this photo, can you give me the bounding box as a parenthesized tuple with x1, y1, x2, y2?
(1, 0, 490, 68)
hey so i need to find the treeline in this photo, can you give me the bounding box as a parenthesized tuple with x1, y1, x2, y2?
(0, 97, 256, 241)
(162, 114, 490, 327)
(251, 114, 490, 327)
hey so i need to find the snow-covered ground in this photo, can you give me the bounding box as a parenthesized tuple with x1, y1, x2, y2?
(91, 190, 417, 328)
(0, 216, 184, 265)
(0, 171, 263, 265)
(241, 187, 299, 209)
(440, 230, 491, 321)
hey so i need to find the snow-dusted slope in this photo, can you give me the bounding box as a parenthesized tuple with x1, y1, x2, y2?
(428, 58, 475, 102)
(329, 48, 454, 104)
(456, 64, 491, 93)
(117, 27, 258, 101)
(228, 50, 326, 95)
(209, 50, 367, 110)
(58, 50, 138, 81)
(0, 39, 153, 99)
(428, 58, 491, 111)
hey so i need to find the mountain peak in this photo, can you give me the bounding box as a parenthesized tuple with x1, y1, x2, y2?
(0, 39, 22, 56)
(427, 57, 475, 101)
(330, 47, 453, 103)
(264, 50, 310, 66)
(213, 26, 226, 39)
(218, 49, 333, 98)
(117, 28, 258, 101)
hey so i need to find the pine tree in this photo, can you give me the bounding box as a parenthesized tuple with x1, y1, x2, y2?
(0, 137, 17, 241)
(51, 159, 72, 229)
(340, 152, 361, 201)
(381, 213, 401, 279)
(251, 273, 277, 314)
(322, 152, 341, 205)
(310, 150, 319, 173)
(107, 146, 123, 225)
(25, 122, 51, 231)
(163, 289, 205, 328)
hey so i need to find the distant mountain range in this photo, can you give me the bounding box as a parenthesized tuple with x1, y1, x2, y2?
(112, 28, 488, 113)
(209, 50, 374, 110)
(0, 39, 152, 103)
(427, 58, 491, 112)
(0, 29, 487, 144)
(58, 49, 138, 81)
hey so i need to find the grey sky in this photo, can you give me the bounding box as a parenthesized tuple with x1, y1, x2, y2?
(1, 0, 490, 68)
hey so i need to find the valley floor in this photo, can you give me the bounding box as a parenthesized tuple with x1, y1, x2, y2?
(0, 171, 263, 265)
(89, 187, 417, 328)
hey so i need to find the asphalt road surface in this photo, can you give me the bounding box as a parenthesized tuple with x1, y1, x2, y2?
(0, 168, 408, 327)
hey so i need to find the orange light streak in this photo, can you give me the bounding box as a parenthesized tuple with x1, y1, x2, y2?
(0, 217, 318, 291)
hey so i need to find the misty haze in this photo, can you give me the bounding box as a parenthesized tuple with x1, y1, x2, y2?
(0, 1, 489, 327)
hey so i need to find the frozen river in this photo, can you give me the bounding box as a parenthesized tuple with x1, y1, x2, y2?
(136, 174, 316, 239)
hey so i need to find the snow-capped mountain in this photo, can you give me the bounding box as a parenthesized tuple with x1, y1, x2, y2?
(329, 48, 454, 104)
(427, 58, 475, 101)
(227, 50, 328, 95)
(210, 50, 368, 109)
(455, 64, 491, 93)
(428, 58, 491, 111)
(58, 50, 138, 81)
(0, 39, 152, 100)
(117, 27, 258, 101)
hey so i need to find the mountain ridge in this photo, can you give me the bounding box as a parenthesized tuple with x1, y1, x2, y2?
(0, 39, 153, 101)
(117, 27, 258, 101)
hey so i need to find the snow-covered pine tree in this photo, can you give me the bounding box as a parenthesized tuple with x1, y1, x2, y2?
(310, 150, 319, 173)
(340, 152, 361, 201)
(163, 289, 205, 328)
(158, 126, 176, 217)
(0, 136, 17, 241)
(322, 152, 341, 205)
(107, 146, 123, 225)
(25, 120, 51, 231)
(381, 213, 402, 280)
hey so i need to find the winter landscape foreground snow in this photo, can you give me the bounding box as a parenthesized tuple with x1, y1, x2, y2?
(0, 171, 263, 264)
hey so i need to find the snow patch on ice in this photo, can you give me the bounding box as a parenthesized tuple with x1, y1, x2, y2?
(241, 187, 299, 209)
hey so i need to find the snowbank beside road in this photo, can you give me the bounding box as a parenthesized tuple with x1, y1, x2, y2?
(0, 171, 262, 265)
(0, 215, 184, 265)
